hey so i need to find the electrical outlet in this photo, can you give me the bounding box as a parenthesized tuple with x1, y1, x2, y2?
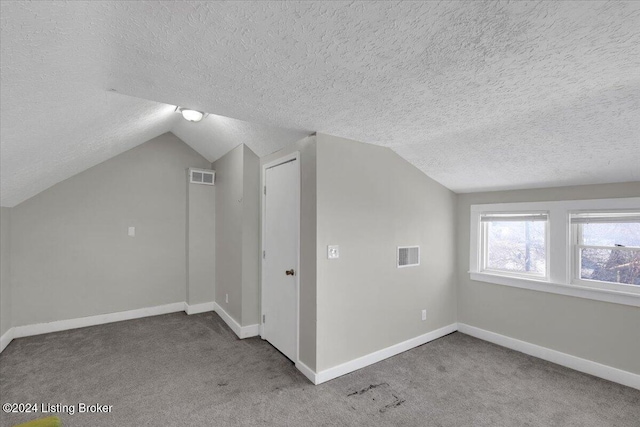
(225, 294, 229, 304)
(128, 226, 135, 237)
(421, 309, 427, 321)
(328, 245, 339, 259)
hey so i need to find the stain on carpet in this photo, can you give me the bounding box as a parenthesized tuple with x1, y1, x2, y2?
(347, 382, 406, 414)
(347, 382, 389, 396)
(380, 394, 406, 413)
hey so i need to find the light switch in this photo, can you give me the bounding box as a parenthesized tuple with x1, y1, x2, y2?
(328, 245, 339, 259)
(128, 226, 135, 237)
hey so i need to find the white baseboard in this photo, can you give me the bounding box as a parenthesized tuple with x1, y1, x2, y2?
(296, 361, 318, 384)
(314, 323, 458, 385)
(212, 302, 260, 339)
(12, 302, 186, 340)
(0, 300, 258, 354)
(0, 328, 14, 353)
(458, 323, 640, 391)
(0, 302, 188, 353)
(185, 301, 215, 315)
(4, 307, 635, 391)
(240, 324, 260, 339)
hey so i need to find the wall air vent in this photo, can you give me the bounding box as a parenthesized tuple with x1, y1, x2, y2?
(397, 246, 420, 268)
(189, 168, 215, 185)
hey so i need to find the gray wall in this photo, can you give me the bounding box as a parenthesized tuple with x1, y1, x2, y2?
(213, 145, 244, 322)
(1, 207, 11, 336)
(457, 182, 640, 374)
(213, 144, 261, 326)
(261, 135, 317, 370)
(10, 133, 210, 326)
(241, 145, 261, 326)
(187, 181, 215, 305)
(315, 134, 458, 372)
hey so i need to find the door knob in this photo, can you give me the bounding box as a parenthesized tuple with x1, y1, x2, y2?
(285, 269, 295, 276)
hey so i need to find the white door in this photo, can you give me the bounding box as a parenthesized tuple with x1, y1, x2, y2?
(263, 158, 299, 362)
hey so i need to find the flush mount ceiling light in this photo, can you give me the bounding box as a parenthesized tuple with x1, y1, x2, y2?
(175, 107, 206, 122)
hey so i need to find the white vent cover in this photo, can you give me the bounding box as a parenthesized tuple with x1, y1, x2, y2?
(397, 246, 420, 268)
(189, 168, 215, 185)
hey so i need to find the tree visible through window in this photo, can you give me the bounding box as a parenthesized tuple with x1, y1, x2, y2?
(574, 215, 640, 286)
(481, 213, 548, 277)
(471, 200, 640, 304)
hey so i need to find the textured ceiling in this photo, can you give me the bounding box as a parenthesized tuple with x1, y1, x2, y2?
(2, 1, 639, 207)
(171, 112, 309, 163)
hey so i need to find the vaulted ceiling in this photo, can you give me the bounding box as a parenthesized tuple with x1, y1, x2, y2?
(1, 1, 639, 207)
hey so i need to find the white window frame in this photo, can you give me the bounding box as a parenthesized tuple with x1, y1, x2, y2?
(570, 211, 640, 294)
(479, 212, 550, 280)
(469, 197, 640, 308)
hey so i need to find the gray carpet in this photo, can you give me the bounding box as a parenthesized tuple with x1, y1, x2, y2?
(1, 312, 638, 427)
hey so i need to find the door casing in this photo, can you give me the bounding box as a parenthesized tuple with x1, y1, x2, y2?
(260, 151, 300, 364)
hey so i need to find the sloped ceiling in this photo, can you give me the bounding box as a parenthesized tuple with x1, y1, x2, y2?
(171, 112, 309, 163)
(2, 1, 639, 207)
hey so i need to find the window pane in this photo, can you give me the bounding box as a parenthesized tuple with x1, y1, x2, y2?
(486, 221, 546, 274)
(580, 248, 640, 286)
(582, 223, 640, 247)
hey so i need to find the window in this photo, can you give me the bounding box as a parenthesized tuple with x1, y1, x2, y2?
(469, 198, 640, 307)
(571, 212, 640, 288)
(480, 213, 548, 278)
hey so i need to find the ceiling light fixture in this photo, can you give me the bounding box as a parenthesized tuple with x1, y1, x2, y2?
(176, 107, 206, 122)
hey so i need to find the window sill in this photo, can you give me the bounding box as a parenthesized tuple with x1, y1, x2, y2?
(469, 271, 640, 307)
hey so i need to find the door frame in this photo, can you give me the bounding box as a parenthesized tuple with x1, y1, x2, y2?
(260, 151, 300, 364)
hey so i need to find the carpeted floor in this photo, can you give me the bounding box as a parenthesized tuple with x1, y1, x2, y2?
(0, 312, 638, 427)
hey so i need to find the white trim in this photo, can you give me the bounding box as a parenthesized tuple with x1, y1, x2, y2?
(0, 328, 14, 353)
(0, 300, 260, 354)
(213, 302, 242, 337)
(458, 323, 640, 390)
(1, 303, 188, 353)
(314, 323, 458, 384)
(240, 324, 260, 339)
(470, 272, 640, 307)
(260, 151, 301, 364)
(184, 301, 215, 315)
(479, 211, 550, 281)
(470, 197, 640, 307)
(4, 310, 637, 390)
(11, 302, 185, 341)
(295, 361, 318, 384)
(571, 214, 640, 295)
(213, 302, 259, 339)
